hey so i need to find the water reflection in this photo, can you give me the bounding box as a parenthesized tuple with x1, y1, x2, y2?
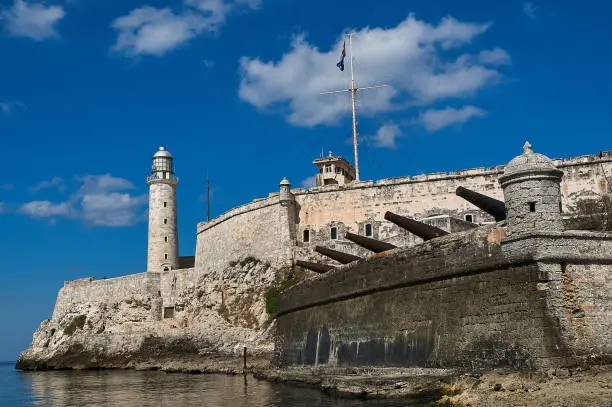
(18, 369, 409, 407)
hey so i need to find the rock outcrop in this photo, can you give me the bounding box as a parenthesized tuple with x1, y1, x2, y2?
(17, 258, 292, 372)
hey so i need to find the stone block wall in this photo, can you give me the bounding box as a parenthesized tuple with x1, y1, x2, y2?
(275, 226, 612, 370)
(291, 152, 611, 250)
(189, 151, 609, 277)
(195, 196, 294, 275)
(52, 272, 159, 322)
(159, 267, 198, 313)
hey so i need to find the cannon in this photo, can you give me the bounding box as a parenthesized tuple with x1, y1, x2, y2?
(384, 211, 449, 241)
(295, 260, 335, 274)
(344, 232, 396, 253)
(455, 186, 506, 222)
(314, 246, 362, 264)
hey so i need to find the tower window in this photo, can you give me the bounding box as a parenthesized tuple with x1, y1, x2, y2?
(163, 307, 175, 319)
(164, 218, 168, 224)
(164, 236, 168, 242)
(164, 202, 167, 207)
(330, 227, 338, 240)
(529, 202, 536, 212)
(365, 224, 373, 237)
(303, 229, 310, 243)
(164, 253, 168, 260)
(465, 214, 473, 223)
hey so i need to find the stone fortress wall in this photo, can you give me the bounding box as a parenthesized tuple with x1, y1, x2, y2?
(274, 145, 612, 371)
(52, 149, 611, 322)
(194, 195, 293, 275)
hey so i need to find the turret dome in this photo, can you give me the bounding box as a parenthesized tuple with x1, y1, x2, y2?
(502, 141, 558, 179)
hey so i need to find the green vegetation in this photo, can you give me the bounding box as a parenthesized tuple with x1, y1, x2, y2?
(63, 315, 87, 336)
(265, 267, 305, 315)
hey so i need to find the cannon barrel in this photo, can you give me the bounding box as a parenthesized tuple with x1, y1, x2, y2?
(384, 211, 449, 241)
(344, 232, 396, 253)
(455, 186, 506, 222)
(295, 260, 334, 274)
(314, 246, 362, 264)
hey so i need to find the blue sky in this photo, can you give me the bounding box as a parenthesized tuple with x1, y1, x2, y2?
(1, 0, 611, 360)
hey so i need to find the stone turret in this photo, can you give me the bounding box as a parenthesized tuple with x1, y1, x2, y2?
(499, 142, 564, 236)
(279, 177, 297, 266)
(146, 146, 179, 272)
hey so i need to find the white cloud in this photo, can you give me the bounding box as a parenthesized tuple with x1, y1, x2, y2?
(419, 105, 486, 132)
(18, 173, 148, 227)
(477, 47, 510, 66)
(301, 175, 317, 188)
(111, 7, 208, 57)
(370, 123, 402, 149)
(1, 0, 65, 41)
(19, 200, 70, 217)
(81, 193, 147, 227)
(0, 202, 5, 213)
(1, 183, 14, 190)
(0, 101, 27, 114)
(201, 58, 215, 68)
(76, 173, 133, 194)
(111, 0, 259, 57)
(523, 3, 537, 20)
(238, 14, 507, 127)
(28, 176, 64, 192)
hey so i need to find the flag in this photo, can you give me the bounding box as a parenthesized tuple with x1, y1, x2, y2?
(336, 41, 346, 71)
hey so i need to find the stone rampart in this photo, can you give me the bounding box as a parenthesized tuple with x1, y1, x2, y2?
(274, 225, 612, 371)
(52, 272, 159, 321)
(195, 195, 293, 274)
(292, 151, 611, 249)
(192, 151, 610, 277)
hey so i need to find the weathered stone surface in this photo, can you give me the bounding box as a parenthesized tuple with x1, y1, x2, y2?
(17, 258, 283, 371)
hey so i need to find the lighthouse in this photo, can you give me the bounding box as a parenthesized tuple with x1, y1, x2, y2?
(146, 146, 179, 272)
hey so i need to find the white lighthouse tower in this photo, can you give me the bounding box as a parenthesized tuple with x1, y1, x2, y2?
(146, 146, 179, 272)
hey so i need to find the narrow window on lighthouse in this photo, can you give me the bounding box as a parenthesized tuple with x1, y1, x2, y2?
(164, 202, 167, 207)
(164, 253, 168, 260)
(164, 218, 168, 224)
(164, 236, 168, 242)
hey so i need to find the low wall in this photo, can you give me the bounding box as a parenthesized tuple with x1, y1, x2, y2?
(159, 267, 198, 311)
(275, 226, 612, 371)
(195, 196, 293, 274)
(52, 272, 159, 321)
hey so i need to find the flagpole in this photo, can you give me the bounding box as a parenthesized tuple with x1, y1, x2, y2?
(321, 34, 388, 183)
(348, 33, 360, 182)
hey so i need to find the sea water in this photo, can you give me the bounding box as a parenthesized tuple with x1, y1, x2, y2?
(1, 362, 415, 406)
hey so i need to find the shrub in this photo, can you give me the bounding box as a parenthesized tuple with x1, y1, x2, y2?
(265, 275, 301, 315)
(63, 315, 87, 336)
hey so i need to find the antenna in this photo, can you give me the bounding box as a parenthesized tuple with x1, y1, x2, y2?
(320, 33, 387, 182)
(206, 169, 211, 222)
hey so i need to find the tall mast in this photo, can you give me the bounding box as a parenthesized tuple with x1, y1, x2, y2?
(348, 34, 360, 181)
(321, 33, 387, 182)
(206, 169, 210, 222)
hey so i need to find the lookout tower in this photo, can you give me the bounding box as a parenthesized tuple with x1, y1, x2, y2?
(313, 152, 356, 186)
(499, 141, 564, 236)
(146, 146, 179, 272)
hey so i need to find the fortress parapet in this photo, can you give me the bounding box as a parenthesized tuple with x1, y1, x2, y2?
(274, 142, 612, 371)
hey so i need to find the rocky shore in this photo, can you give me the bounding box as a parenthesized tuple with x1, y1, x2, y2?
(255, 365, 612, 406)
